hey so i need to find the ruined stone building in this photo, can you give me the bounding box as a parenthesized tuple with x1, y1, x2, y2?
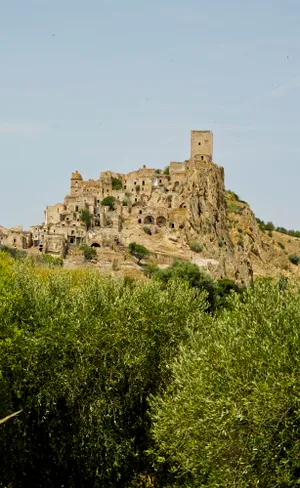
(3, 129, 298, 283)
(3, 130, 217, 257)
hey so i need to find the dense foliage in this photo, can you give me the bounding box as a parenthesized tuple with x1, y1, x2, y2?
(145, 260, 241, 312)
(111, 177, 123, 190)
(101, 196, 116, 210)
(2, 249, 300, 487)
(150, 278, 300, 487)
(0, 252, 205, 487)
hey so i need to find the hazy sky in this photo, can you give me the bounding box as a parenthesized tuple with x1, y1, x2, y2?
(1, 0, 300, 229)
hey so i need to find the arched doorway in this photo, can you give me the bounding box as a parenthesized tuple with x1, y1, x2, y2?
(91, 242, 100, 248)
(156, 216, 167, 227)
(144, 215, 154, 225)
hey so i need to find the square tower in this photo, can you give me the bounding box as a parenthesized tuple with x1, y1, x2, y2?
(190, 130, 213, 161)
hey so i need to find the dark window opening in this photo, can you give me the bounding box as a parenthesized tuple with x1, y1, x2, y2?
(144, 215, 154, 225)
(138, 219, 142, 224)
(91, 242, 100, 248)
(124, 185, 126, 189)
(157, 216, 167, 227)
(198, 142, 201, 146)
(142, 181, 145, 186)
(201, 156, 204, 161)
(170, 222, 175, 229)
(70, 237, 74, 244)
(139, 210, 142, 214)
(75, 206, 79, 211)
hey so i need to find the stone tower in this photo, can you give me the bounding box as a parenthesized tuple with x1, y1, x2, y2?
(190, 130, 213, 162)
(70, 170, 83, 196)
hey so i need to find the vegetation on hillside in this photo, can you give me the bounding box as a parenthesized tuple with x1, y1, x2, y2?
(101, 196, 116, 210)
(80, 243, 97, 261)
(129, 242, 150, 264)
(111, 177, 123, 190)
(80, 208, 93, 230)
(226, 188, 300, 239)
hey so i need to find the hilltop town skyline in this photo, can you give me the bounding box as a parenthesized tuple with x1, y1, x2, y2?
(1, 0, 300, 229)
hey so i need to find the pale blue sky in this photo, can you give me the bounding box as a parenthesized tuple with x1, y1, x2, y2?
(1, 0, 300, 229)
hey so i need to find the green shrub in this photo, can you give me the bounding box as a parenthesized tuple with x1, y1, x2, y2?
(143, 226, 152, 235)
(0, 260, 204, 487)
(189, 241, 203, 253)
(276, 226, 288, 234)
(80, 244, 97, 261)
(101, 196, 116, 210)
(111, 177, 123, 190)
(79, 209, 93, 229)
(143, 263, 160, 278)
(36, 254, 63, 267)
(227, 203, 243, 214)
(155, 169, 161, 174)
(265, 221, 275, 231)
(163, 167, 170, 175)
(122, 200, 128, 206)
(0, 245, 27, 260)
(237, 239, 243, 247)
(277, 241, 285, 250)
(150, 279, 300, 487)
(226, 189, 240, 201)
(135, 184, 140, 193)
(288, 254, 300, 265)
(153, 260, 217, 312)
(129, 242, 150, 263)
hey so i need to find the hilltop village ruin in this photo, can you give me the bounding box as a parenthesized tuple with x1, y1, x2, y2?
(1, 130, 218, 256)
(2, 129, 300, 283)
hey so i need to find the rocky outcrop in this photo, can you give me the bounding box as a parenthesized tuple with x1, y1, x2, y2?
(181, 161, 234, 278)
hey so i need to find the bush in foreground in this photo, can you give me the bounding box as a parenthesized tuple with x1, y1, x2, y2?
(0, 258, 205, 487)
(150, 279, 300, 487)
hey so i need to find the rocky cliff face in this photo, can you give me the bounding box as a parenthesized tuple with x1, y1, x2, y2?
(181, 161, 255, 282)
